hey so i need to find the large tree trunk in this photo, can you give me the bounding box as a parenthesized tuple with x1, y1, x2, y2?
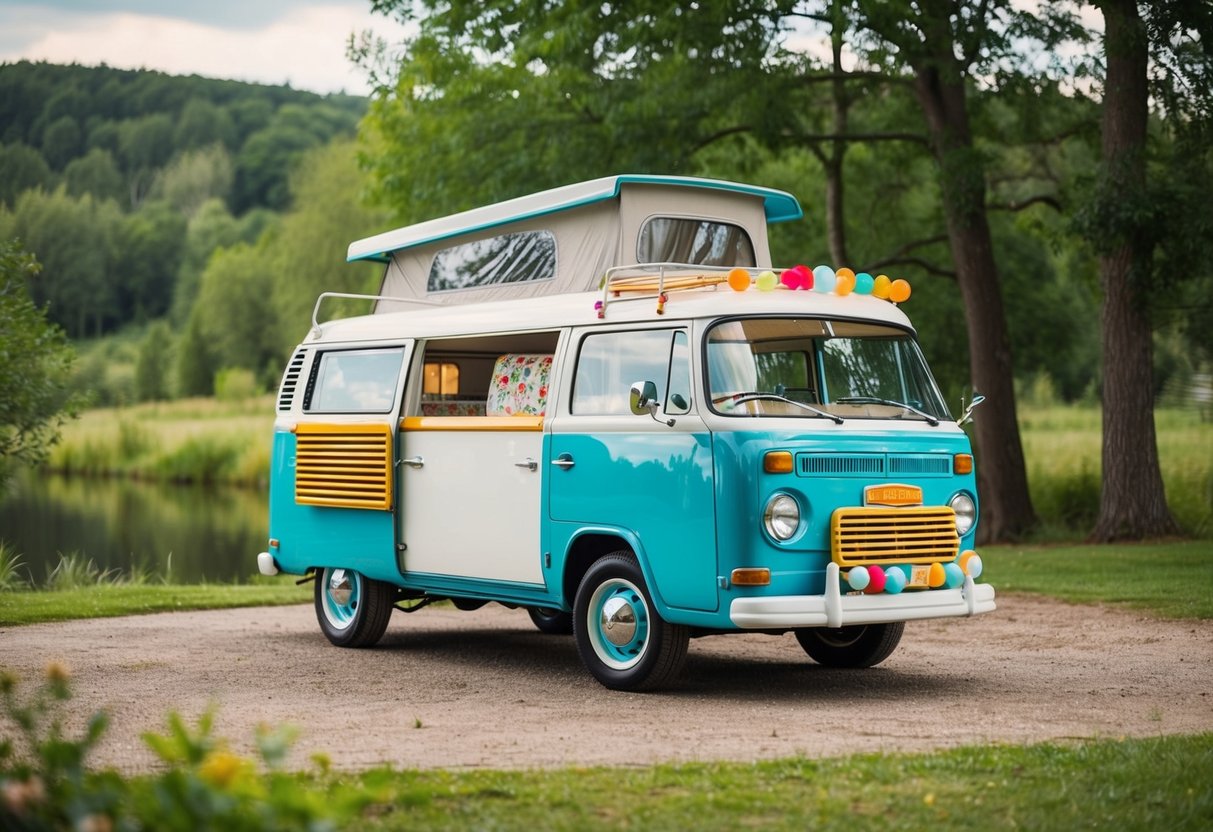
(910, 37, 1036, 542)
(1090, 0, 1180, 541)
(823, 0, 851, 266)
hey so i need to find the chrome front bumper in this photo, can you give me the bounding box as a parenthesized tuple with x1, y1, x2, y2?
(730, 562, 996, 629)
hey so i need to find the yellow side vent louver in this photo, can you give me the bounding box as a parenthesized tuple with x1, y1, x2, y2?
(831, 506, 959, 566)
(295, 423, 393, 510)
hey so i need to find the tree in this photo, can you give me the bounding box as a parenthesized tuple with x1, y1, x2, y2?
(40, 115, 82, 170)
(1080, 0, 1210, 540)
(63, 148, 125, 203)
(151, 144, 234, 219)
(114, 201, 187, 322)
(135, 320, 175, 401)
(0, 143, 52, 207)
(0, 240, 80, 489)
(844, 0, 1077, 540)
(360, 0, 1067, 539)
(0, 187, 124, 337)
(175, 313, 216, 397)
(268, 140, 388, 354)
(190, 242, 279, 375)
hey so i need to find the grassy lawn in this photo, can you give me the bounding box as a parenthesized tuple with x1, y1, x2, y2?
(334, 735, 1212, 831)
(1, 542, 1207, 625)
(986, 540, 1213, 619)
(0, 580, 310, 626)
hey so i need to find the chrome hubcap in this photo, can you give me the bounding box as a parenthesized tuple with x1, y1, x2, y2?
(600, 596, 637, 646)
(328, 569, 353, 606)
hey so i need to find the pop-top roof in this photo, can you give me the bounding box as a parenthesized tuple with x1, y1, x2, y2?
(347, 174, 804, 264)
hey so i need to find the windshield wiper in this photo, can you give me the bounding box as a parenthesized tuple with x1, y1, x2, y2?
(714, 392, 844, 424)
(833, 396, 939, 426)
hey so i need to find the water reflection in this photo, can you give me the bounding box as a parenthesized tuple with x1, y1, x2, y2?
(0, 472, 268, 584)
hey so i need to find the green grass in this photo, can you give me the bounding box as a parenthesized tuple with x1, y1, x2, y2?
(986, 540, 1213, 619)
(0, 579, 311, 626)
(332, 735, 1213, 831)
(46, 395, 274, 487)
(1019, 405, 1212, 539)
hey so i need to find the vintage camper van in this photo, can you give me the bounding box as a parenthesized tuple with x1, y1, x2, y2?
(258, 175, 995, 691)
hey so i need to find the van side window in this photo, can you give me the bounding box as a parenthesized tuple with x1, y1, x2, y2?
(572, 329, 689, 415)
(305, 347, 404, 413)
(428, 231, 557, 292)
(637, 218, 755, 266)
(415, 332, 560, 417)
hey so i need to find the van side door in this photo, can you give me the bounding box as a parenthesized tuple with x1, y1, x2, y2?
(548, 326, 718, 612)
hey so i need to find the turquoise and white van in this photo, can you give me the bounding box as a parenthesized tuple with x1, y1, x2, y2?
(258, 175, 995, 691)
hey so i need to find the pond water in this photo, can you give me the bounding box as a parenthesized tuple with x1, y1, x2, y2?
(0, 472, 268, 584)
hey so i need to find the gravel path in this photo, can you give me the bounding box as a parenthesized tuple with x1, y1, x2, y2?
(2, 595, 1210, 772)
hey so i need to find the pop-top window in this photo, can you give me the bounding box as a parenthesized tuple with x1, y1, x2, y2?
(306, 348, 404, 413)
(637, 217, 755, 266)
(427, 231, 556, 292)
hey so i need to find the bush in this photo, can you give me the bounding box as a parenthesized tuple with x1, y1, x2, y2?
(214, 368, 259, 402)
(0, 667, 372, 831)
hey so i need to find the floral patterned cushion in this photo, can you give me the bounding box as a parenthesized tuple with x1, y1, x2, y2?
(487, 354, 553, 416)
(420, 400, 486, 416)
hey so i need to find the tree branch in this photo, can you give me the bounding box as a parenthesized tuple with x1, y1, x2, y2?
(863, 234, 954, 279)
(788, 130, 930, 145)
(863, 255, 957, 280)
(689, 125, 752, 154)
(988, 194, 1063, 213)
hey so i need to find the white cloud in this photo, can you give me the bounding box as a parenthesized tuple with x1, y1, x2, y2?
(2, 4, 409, 95)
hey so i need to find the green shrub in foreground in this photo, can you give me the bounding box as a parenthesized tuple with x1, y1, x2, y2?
(0, 665, 375, 831)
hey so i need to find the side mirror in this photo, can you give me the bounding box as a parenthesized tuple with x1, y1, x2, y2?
(958, 393, 986, 426)
(629, 380, 676, 427)
(629, 380, 660, 416)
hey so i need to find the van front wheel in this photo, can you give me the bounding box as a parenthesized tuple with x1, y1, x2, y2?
(314, 567, 394, 648)
(794, 622, 904, 668)
(573, 553, 688, 691)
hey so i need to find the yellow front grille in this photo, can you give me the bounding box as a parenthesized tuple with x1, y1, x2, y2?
(831, 506, 959, 566)
(295, 423, 393, 510)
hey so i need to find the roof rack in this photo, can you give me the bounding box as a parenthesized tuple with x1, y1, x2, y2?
(310, 291, 444, 335)
(598, 262, 739, 318)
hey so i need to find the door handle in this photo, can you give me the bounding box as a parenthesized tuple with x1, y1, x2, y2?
(514, 458, 538, 472)
(552, 455, 575, 470)
(400, 456, 424, 469)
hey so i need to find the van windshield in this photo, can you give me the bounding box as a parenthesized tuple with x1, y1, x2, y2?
(706, 318, 951, 422)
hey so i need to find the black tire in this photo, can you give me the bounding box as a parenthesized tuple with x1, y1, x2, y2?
(314, 567, 395, 648)
(794, 622, 904, 668)
(573, 552, 689, 691)
(527, 606, 574, 635)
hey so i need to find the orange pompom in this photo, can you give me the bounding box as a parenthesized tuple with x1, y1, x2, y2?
(727, 267, 751, 292)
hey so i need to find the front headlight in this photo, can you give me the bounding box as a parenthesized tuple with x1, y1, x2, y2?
(950, 492, 976, 536)
(763, 493, 801, 541)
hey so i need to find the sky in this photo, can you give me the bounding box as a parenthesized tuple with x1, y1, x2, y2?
(0, 1, 410, 95)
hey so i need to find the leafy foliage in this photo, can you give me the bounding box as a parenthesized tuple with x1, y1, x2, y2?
(0, 241, 80, 487)
(0, 667, 372, 831)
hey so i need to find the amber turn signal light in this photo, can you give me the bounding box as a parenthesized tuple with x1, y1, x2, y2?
(763, 451, 794, 474)
(730, 568, 771, 586)
(954, 453, 973, 475)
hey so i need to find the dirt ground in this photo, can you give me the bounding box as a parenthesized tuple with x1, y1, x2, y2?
(1, 595, 1211, 773)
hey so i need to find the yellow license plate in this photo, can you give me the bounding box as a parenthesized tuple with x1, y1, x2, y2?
(908, 565, 931, 588)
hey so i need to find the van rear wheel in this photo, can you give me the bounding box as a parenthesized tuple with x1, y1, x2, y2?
(794, 622, 904, 668)
(573, 552, 688, 691)
(527, 606, 573, 635)
(314, 567, 394, 648)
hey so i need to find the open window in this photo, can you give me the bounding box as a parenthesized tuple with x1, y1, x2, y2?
(414, 332, 560, 418)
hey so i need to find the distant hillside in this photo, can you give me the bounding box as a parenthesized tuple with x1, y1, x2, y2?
(0, 61, 366, 213)
(0, 62, 372, 341)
